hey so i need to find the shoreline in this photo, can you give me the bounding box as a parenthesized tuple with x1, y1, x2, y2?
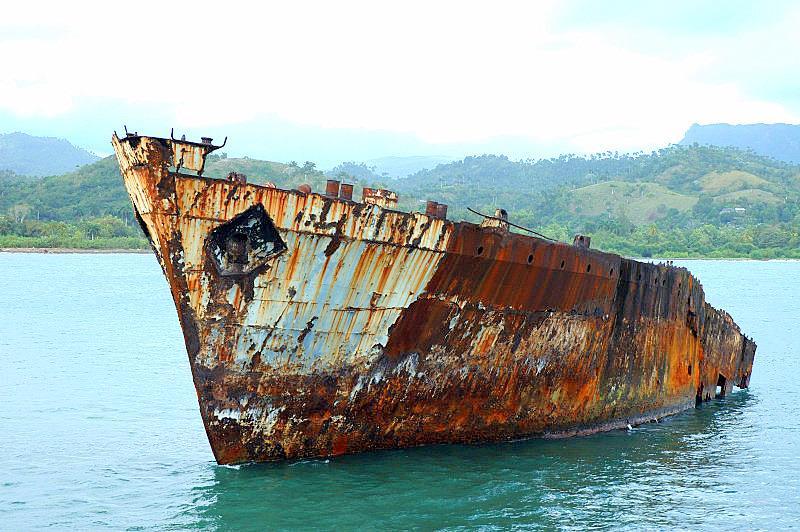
(641, 257, 800, 262)
(0, 247, 797, 261)
(0, 247, 150, 254)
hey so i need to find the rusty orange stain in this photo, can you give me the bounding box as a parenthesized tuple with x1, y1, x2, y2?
(111, 131, 757, 464)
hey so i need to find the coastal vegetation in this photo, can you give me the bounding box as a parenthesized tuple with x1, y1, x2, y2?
(1, 144, 799, 258)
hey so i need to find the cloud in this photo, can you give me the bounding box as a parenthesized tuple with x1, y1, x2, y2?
(1, 0, 798, 158)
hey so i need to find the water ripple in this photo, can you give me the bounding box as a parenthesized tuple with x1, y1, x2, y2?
(0, 256, 798, 529)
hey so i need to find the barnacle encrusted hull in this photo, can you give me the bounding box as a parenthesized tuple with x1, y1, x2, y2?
(112, 132, 756, 464)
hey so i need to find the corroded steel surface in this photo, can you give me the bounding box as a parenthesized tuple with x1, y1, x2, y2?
(112, 132, 756, 464)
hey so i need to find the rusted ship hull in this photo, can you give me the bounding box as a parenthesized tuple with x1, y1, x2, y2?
(112, 132, 756, 464)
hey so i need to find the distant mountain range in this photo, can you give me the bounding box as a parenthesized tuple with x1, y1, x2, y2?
(680, 123, 800, 164)
(0, 132, 99, 176)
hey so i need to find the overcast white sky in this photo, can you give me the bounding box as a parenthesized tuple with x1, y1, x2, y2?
(1, 0, 799, 164)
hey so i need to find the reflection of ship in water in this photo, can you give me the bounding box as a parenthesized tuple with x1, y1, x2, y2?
(187, 391, 756, 529)
(112, 130, 756, 464)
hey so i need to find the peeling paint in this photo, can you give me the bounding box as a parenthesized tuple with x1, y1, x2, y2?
(112, 132, 757, 464)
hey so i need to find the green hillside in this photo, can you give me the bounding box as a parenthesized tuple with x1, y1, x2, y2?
(2, 143, 800, 257)
(568, 181, 698, 225)
(0, 155, 342, 222)
(715, 189, 780, 204)
(0, 156, 130, 221)
(394, 144, 800, 257)
(0, 152, 354, 250)
(205, 156, 294, 184)
(203, 155, 353, 192)
(698, 170, 775, 194)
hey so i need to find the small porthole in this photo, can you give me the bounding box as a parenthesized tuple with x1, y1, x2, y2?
(688, 364, 693, 376)
(610, 268, 614, 276)
(586, 264, 591, 273)
(638, 273, 642, 280)
(560, 260, 565, 269)
(476, 246, 484, 256)
(527, 254, 534, 264)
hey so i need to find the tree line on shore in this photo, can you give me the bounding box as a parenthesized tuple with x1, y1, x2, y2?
(1, 144, 799, 258)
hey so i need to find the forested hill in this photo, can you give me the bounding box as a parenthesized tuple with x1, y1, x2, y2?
(680, 123, 800, 164)
(397, 146, 797, 221)
(0, 132, 99, 176)
(401, 145, 797, 193)
(0, 153, 338, 222)
(394, 145, 800, 257)
(2, 144, 800, 257)
(0, 153, 358, 249)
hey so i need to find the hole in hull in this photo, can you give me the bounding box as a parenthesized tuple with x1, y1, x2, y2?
(716, 374, 728, 398)
(206, 204, 287, 277)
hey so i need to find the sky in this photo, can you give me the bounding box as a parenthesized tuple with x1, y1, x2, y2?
(1, 0, 799, 166)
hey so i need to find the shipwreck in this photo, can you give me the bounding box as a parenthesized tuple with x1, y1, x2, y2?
(112, 130, 756, 464)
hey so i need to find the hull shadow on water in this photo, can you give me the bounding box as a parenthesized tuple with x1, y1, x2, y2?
(183, 390, 758, 530)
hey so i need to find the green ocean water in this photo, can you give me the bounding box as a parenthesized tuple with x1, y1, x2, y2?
(1, 254, 798, 530)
